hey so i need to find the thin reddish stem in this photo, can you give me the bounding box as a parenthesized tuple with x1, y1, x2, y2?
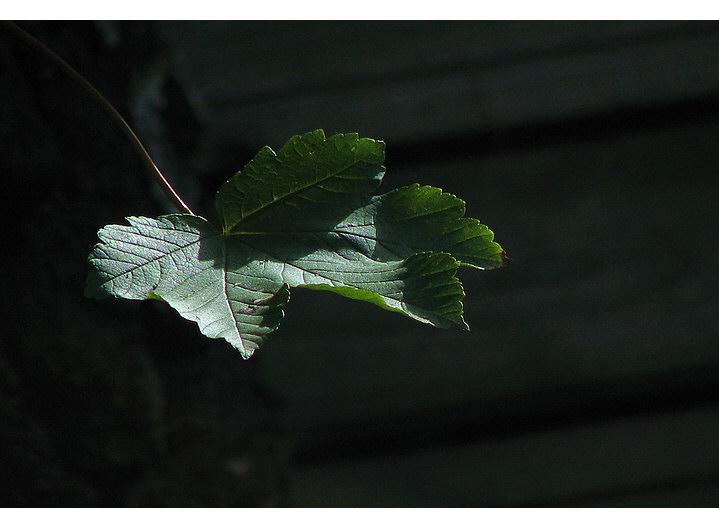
(3, 21, 195, 215)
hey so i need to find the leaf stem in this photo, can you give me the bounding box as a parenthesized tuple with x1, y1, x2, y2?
(3, 21, 195, 215)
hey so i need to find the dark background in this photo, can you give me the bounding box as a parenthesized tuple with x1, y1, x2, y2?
(2, 20, 719, 507)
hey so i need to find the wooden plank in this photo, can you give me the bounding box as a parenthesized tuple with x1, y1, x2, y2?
(287, 404, 719, 506)
(161, 21, 707, 101)
(160, 21, 719, 151)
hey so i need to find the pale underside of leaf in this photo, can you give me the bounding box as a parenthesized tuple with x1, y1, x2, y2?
(86, 213, 471, 358)
(85, 216, 288, 359)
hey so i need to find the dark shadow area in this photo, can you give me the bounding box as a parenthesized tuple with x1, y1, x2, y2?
(2, 20, 719, 507)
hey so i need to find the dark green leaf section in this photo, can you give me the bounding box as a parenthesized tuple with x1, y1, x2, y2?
(333, 184, 506, 270)
(86, 131, 507, 358)
(217, 130, 385, 234)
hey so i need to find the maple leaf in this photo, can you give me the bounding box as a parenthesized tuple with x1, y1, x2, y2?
(86, 130, 507, 359)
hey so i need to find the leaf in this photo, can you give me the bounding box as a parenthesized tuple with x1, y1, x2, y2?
(86, 130, 507, 359)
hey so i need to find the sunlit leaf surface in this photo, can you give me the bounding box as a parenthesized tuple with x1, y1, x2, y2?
(86, 130, 507, 359)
